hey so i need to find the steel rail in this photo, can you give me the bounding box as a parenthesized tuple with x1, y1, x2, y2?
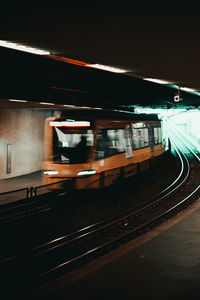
(1, 142, 188, 289)
(0, 154, 166, 223)
(3, 134, 198, 298)
(30, 139, 194, 276)
(0, 147, 183, 267)
(37, 135, 194, 281)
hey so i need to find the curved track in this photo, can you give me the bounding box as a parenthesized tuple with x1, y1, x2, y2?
(2, 132, 200, 298)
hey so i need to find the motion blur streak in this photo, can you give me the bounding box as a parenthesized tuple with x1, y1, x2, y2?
(0, 40, 50, 55)
(50, 55, 88, 66)
(50, 86, 86, 93)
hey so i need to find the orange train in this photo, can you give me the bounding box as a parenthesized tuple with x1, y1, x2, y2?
(43, 109, 164, 189)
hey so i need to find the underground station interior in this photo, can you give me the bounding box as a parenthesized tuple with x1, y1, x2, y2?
(1, 42, 200, 299)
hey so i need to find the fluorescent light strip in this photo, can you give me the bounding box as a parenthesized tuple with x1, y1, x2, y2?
(180, 87, 194, 92)
(143, 79, 200, 96)
(63, 104, 77, 108)
(143, 78, 171, 84)
(40, 102, 54, 105)
(180, 87, 200, 96)
(79, 106, 91, 109)
(9, 99, 27, 103)
(94, 107, 102, 110)
(87, 63, 127, 73)
(0, 40, 50, 55)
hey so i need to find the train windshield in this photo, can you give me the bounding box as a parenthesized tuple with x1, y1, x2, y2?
(52, 127, 94, 164)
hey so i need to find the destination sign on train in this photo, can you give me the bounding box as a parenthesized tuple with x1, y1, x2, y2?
(50, 121, 91, 127)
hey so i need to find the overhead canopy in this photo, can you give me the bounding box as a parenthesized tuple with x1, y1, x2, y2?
(1, 46, 200, 110)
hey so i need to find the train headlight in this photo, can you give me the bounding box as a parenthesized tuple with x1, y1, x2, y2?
(77, 170, 96, 176)
(43, 171, 59, 175)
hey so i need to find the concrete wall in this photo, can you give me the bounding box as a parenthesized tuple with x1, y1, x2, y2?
(0, 108, 53, 179)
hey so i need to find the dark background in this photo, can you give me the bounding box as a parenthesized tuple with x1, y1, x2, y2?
(1, 1, 200, 90)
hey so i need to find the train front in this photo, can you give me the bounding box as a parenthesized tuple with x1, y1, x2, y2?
(43, 117, 99, 189)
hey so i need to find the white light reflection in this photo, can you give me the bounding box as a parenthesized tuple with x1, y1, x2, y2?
(77, 170, 96, 176)
(43, 171, 58, 175)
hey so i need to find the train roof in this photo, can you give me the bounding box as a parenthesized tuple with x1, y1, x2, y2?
(58, 109, 160, 122)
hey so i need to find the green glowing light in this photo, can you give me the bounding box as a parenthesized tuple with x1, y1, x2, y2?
(133, 106, 186, 120)
(167, 110, 200, 152)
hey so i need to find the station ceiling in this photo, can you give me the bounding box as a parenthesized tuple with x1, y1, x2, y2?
(1, 2, 200, 111)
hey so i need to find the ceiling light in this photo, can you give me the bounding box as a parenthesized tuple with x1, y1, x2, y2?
(0, 40, 50, 55)
(63, 104, 77, 108)
(40, 102, 54, 105)
(87, 63, 127, 73)
(180, 87, 194, 92)
(143, 78, 171, 84)
(9, 99, 27, 103)
(180, 87, 200, 96)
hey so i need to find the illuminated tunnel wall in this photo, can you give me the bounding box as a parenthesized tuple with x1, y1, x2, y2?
(166, 110, 200, 152)
(134, 106, 200, 152)
(0, 108, 54, 179)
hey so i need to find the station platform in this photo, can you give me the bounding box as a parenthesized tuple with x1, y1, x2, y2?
(26, 197, 200, 300)
(0, 171, 43, 194)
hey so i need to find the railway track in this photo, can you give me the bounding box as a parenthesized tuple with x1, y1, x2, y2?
(0, 153, 169, 224)
(2, 133, 200, 298)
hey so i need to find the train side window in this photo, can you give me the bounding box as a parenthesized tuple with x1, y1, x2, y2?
(158, 127, 162, 143)
(154, 127, 162, 144)
(132, 128, 149, 149)
(123, 127, 133, 158)
(96, 129, 125, 159)
(143, 128, 149, 147)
